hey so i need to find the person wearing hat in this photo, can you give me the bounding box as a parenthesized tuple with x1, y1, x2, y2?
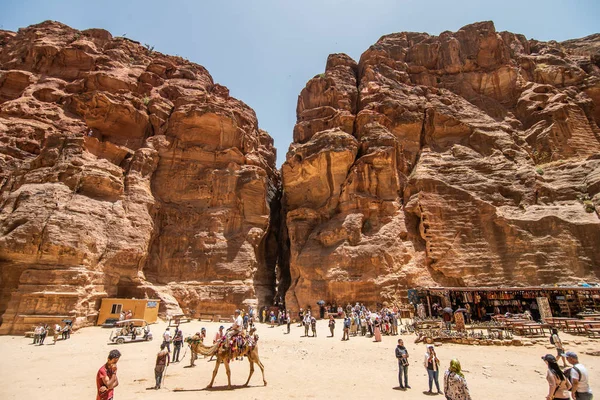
(188, 331, 204, 367)
(214, 325, 225, 344)
(96, 349, 120, 400)
(565, 351, 593, 400)
(542, 354, 572, 400)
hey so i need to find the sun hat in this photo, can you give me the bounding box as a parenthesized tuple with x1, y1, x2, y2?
(542, 354, 557, 363)
(565, 351, 578, 358)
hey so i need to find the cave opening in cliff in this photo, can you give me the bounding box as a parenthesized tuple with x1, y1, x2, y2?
(115, 277, 140, 299)
(0, 263, 27, 328)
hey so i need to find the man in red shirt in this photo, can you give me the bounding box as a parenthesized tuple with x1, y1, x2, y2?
(96, 349, 121, 400)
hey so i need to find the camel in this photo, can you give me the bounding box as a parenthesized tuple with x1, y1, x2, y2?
(190, 331, 267, 389)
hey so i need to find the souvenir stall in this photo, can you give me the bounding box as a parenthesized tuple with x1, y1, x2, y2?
(415, 286, 600, 321)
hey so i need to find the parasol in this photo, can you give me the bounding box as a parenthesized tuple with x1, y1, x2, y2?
(316, 300, 325, 306)
(62, 319, 72, 324)
(455, 308, 468, 313)
(442, 307, 453, 314)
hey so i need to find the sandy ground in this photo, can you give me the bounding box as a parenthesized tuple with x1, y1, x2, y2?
(0, 319, 597, 399)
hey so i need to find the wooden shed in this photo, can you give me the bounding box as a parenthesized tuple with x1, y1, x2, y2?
(97, 298, 160, 325)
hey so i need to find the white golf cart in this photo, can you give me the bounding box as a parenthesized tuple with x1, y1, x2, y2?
(109, 319, 153, 344)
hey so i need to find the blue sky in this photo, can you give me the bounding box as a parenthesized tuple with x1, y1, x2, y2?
(2, 0, 598, 166)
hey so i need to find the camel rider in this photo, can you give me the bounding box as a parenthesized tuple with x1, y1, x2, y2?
(227, 310, 244, 337)
(224, 310, 244, 348)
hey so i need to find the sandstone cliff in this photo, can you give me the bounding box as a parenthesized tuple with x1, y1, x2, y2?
(283, 21, 600, 311)
(1, 20, 600, 333)
(0, 21, 279, 333)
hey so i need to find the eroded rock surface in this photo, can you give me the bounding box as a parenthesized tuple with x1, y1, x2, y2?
(282, 22, 600, 311)
(0, 21, 278, 333)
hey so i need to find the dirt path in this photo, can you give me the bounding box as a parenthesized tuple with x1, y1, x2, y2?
(0, 319, 597, 399)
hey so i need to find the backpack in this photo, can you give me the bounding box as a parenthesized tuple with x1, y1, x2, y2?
(564, 366, 581, 385)
(550, 334, 555, 345)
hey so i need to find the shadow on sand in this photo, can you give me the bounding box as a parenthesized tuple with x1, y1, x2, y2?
(172, 384, 259, 392)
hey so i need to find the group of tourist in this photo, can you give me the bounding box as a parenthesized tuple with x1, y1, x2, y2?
(291, 302, 400, 342)
(544, 329, 594, 400)
(91, 302, 595, 399)
(32, 322, 71, 345)
(394, 339, 471, 399)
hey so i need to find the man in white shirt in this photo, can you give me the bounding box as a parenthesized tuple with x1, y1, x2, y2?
(227, 310, 244, 337)
(566, 351, 593, 400)
(162, 327, 172, 352)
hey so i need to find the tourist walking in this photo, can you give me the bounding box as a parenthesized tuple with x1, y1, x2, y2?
(154, 343, 170, 389)
(444, 359, 471, 400)
(360, 315, 367, 336)
(310, 315, 317, 337)
(390, 313, 398, 335)
(33, 324, 41, 344)
(286, 310, 291, 334)
(61, 323, 69, 340)
(342, 316, 350, 340)
(53, 323, 61, 344)
(304, 313, 311, 337)
(424, 344, 442, 394)
(96, 349, 120, 400)
(565, 351, 594, 400)
(172, 329, 183, 363)
(328, 315, 335, 337)
(542, 354, 572, 400)
(395, 339, 410, 389)
(373, 317, 382, 342)
(162, 327, 172, 353)
(269, 310, 276, 327)
(350, 313, 358, 336)
(550, 328, 567, 367)
(38, 324, 47, 345)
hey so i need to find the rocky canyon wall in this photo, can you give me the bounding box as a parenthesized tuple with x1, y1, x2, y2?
(0, 21, 279, 333)
(1, 20, 600, 333)
(282, 22, 600, 311)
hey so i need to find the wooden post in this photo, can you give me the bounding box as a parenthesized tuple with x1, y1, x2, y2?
(427, 295, 432, 317)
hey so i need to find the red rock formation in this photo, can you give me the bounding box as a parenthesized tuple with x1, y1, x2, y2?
(283, 22, 600, 312)
(0, 21, 278, 333)
(1, 20, 599, 333)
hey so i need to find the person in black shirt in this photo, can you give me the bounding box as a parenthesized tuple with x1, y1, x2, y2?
(172, 329, 183, 363)
(395, 338, 410, 389)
